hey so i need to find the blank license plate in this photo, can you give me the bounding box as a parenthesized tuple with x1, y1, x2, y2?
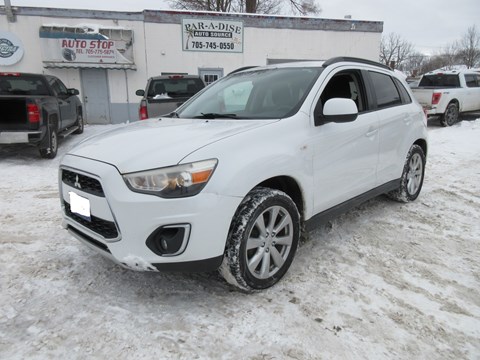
(69, 191, 91, 221)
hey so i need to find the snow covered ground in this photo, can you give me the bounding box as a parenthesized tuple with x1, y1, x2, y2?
(1, 116, 479, 359)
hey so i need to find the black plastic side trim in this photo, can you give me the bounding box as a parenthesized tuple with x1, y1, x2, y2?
(151, 255, 224, 273)
(305, 179, 400, 231)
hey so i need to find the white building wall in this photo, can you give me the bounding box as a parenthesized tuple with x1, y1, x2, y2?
(1, 7, 383, 123)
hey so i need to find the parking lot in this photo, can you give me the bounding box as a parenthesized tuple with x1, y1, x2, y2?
(1, 118, 479, 359)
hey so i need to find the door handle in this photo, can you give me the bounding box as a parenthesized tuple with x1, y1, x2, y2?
(366, 129, 378, 137)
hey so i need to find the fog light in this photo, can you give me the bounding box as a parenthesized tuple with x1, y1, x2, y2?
(146, 224, 191, 256)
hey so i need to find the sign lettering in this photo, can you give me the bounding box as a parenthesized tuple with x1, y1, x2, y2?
(182, 19, 243, 53)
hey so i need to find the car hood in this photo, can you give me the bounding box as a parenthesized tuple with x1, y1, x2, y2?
(68, 118, 276, 173)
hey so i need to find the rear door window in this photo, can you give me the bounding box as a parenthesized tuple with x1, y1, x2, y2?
(369, 71, 402, 109)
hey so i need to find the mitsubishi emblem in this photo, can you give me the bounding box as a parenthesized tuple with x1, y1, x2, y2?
(74, 175, 82, 189)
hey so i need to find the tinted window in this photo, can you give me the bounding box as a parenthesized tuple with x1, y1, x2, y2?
(419, 74, 460, 88)
(0, 75, 49, 96)
(369, 71, 402, 109)
(394, 78, 412, 104)
(49, 78, 68, 96)
(147, 78, 204, 98)
(465, 74, 479, 88)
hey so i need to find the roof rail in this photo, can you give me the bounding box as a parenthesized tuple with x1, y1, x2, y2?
(228, 66, 259, 75)
(323, 57, 392, 71)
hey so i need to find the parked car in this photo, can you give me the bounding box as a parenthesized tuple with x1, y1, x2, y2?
(135, 75, 205, 120)
(0, 72, 83, 158)
(411, 69, 480, 126)
(59, 57, 428, 290)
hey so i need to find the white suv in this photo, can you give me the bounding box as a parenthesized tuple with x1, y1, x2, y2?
(59, 57, 428, 290)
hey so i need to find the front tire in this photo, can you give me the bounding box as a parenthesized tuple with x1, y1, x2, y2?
(440, 102, 459, 127)
(39, 125, 58, 159)
(387, 144, 425, 203)
(220, 187, 300, 290)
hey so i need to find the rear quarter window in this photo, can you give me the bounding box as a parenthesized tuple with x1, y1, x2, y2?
(465, 74, 480, 88)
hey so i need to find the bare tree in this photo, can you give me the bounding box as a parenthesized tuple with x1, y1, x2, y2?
(457, 25, 480, 68)
(379, 33, 414, 70)
(403, 52, 427, 76)
(170, 0, 320, 15)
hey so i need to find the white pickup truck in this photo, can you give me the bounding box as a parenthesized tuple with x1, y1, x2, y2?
(412, 69, 480, 126)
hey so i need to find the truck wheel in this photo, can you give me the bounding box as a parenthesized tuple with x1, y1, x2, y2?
(220, 187, 300, 291)
(440, 103, 459, 127)
(387, 144, 425, 203)
(39, 126, 58, 159)
(73, 113, 84, 134)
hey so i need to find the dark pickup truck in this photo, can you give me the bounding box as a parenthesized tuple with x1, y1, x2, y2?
(135, 75, 205, 119)
(0, 72, 83, 158)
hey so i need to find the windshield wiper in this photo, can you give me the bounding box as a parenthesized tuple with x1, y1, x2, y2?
(194, 113, 240, 119)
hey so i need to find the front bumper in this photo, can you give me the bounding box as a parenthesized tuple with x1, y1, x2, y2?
(59, 154, 241, 272)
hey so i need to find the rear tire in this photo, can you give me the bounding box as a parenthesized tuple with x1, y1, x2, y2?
(73, 112, 84, 134)
(39, 125, 58, 159)
(220, 187, 300, 291)
(387, 144, 425, 203)
(440, 102, 459, 127)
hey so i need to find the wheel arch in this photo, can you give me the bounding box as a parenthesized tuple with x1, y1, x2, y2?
(414, 138, 428, 159)
(48, 113, 59, 130)
(255, 176, 305, 221)
(447, 98, 460, 111)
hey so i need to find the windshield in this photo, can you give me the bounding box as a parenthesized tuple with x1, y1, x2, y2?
(177, 67, 323, 119)
(419, 74, 460, 88)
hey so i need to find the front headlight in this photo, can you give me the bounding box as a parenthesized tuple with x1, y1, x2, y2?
(123, 159, 218, 198)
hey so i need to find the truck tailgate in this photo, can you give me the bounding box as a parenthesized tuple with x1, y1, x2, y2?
(0, 97, 29, 130)
(411, 88, 434, 107)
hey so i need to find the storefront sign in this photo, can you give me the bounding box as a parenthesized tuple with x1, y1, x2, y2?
(0, 31, 24, 66)
(182, 19, 243, 53)
(39, 26, 135, 69)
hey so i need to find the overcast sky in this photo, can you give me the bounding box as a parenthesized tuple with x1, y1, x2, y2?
(2, 0, 479, 55)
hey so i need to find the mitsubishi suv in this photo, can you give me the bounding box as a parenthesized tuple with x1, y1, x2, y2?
(59, 57, 428, 290)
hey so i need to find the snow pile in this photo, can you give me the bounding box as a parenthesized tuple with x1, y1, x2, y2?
(0, 118, 479, 359)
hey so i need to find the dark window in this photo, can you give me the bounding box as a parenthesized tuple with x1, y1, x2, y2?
(394, 78, 412, 104)
(203, 74, 219, 85)
(0, 75, 49, 96)
(369, 71, 402, 109)
(147, 78, 204, 98)
(49, 78, 68, 96)
(465, 74, 479, 88)
(419, 74, 460, 88)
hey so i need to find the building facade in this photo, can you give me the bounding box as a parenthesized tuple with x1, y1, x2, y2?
(1, 6, 383, 124)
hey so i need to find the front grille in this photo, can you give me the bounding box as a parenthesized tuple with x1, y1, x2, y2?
(62, 169, 104, 197)
(64, 201, 118, 239)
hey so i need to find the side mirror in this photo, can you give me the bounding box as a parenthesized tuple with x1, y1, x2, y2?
(67, 88, 80, 96)
(315, 98, 358, 126)
(136, 89, 145, 96)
